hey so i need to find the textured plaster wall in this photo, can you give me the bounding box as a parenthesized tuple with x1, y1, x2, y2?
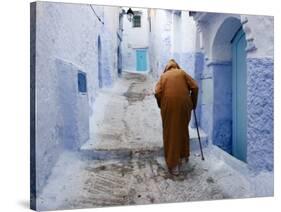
(247, 58, 273, 172)
(34, 2, 120, 193)
(244, 16, 274, 172)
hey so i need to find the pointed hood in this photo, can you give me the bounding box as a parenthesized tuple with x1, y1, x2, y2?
(164, 59, 181, 73)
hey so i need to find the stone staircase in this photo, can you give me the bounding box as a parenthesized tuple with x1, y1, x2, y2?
(79, 127, 208, 160)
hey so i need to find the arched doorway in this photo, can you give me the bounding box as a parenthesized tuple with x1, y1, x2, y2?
(98, 36, 102, 88)
(211, 17, 247, 162)
(231, 27, 247, 162)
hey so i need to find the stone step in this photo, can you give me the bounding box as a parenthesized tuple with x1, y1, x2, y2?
(82, 127, 208, 150)
(79, 128, 208, 160)
(189, 127, 208, 151)
(79, 148, 163, 160)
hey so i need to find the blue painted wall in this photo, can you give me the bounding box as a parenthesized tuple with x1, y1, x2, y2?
(247, 57, 274, 172)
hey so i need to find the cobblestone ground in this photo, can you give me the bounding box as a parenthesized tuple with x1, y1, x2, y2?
(37, 72, 272, 211)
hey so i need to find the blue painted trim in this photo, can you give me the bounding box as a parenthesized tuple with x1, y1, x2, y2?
(207, 60, 232, 67)
(232, 27, 247, 162)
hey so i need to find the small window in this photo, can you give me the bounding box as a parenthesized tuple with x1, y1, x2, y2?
(133, 15, 141, 28)
(78, 71, 87, 93)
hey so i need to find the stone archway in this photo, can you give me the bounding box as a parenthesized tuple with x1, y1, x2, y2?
(210, 17, 247, 160)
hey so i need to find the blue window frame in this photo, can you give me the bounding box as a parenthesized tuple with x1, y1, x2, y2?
(78, 71, 87, 93)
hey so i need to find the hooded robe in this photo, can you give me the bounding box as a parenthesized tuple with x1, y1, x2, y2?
(155, 59, 198, 170)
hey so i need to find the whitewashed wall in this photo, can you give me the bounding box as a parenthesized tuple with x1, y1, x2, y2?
(148, 9, 197, 78)
(33, 2, 120, 194)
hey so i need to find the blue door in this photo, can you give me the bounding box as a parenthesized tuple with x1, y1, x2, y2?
(136, 49, 147, 71)
(232, 28, 247, 162)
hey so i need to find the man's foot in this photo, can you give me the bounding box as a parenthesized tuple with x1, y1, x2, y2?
(179, 157, 189, 171)
(168, 165, 180, 176)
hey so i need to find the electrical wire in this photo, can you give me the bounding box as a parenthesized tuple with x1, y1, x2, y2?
(89, 4, 104, 25)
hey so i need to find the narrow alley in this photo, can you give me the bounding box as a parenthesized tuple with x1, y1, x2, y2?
(31, 2, 274, 211)
(37, 72, 263, 211)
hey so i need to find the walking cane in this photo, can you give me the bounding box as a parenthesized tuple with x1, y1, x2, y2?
(193, 109, 205, 160)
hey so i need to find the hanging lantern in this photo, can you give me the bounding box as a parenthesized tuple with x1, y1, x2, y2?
(126, 8, 134, 22)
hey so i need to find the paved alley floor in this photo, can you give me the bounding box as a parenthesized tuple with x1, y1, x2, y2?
(82, 71, 207, 153)
(37, 72, 273, 211)
(37, 148, 265, 211)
